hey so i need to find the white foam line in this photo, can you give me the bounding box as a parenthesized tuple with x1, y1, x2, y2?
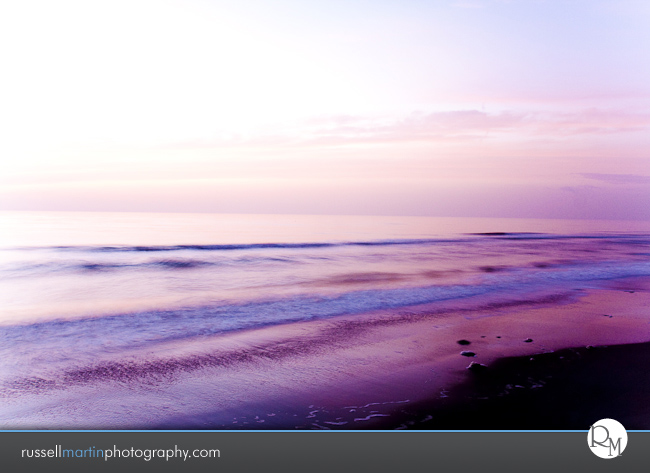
(311, 423, 330, 430)
(354, 414, 390, 422)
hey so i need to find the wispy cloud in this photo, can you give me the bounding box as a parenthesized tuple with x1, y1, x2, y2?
(301, 107, 650, 146)
(159, 107, 650, 151)
(580, 173, 650, 185)
(161, 109, 526, 149)
(536, 109, 650, 136)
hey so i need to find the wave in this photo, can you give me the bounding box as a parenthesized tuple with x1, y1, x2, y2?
(2, 232, 649, 279)
(25, 238, 462, 253)
(2, 258, 648, 363)
(5, 232, 647, 253)
(1, 293, 576, 394)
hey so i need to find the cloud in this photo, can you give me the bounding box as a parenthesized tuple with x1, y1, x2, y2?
(536, 109, 650, 136)
(560, 184, 600, 193)
(580, 173, 650, 185)
(307, 110, 525, 141)
(290, 108, 650, 148)
(158, 106, 650, 151)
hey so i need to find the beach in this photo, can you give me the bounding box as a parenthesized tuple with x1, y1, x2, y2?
(154, 277, 650, 430)
(3, 277, 648, 430)
(1, 212, 649, 430)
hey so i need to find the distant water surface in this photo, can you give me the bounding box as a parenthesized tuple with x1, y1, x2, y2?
(1, 211, 649, 386)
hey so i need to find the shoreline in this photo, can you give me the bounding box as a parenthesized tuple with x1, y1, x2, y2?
(154, 277, 650, 431)
(399, 340, 650, 430)
(2, 277, 649, 430)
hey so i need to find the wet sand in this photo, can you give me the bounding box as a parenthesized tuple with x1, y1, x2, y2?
(151, 277, 650, 430)
(401, 341, 650, 430)
(2, 278, 649, 430)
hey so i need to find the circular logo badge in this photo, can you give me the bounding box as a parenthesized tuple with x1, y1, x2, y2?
(588, 418, 627, 458)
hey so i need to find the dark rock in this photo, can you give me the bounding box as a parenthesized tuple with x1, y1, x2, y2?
(461, 351, 476, 357)
(457, 340, 471, 345)
(524, 338, 533, 343)
(466, 362, 488, 371)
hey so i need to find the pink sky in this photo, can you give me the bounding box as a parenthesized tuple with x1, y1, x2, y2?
(1, 0, 649, 219)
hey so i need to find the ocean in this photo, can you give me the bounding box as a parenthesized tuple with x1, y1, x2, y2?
(1, 211, 649, 428)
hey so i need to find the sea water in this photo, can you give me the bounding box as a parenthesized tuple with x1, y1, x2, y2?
(1, 211, 649, 426)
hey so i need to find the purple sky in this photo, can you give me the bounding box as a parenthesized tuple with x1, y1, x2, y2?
(1, 0, 649, 219)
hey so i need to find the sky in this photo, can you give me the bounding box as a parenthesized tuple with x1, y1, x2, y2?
(1, 0, 649, 219)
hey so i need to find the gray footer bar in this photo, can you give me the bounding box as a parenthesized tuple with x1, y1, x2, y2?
(1, 431, 646, 472)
